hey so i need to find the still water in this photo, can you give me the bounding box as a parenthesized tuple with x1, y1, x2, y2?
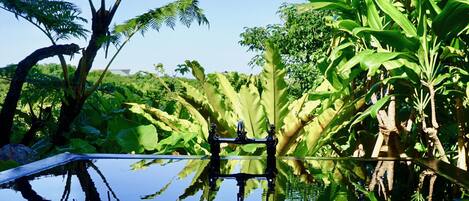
(0, 157, 466, 201)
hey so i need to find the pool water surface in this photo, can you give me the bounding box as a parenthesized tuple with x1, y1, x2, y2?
(0, 154, 467, 200)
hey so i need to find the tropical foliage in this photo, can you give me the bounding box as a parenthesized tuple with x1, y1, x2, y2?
(240, 4, 333, 97)
(297, 0, 469, 199)
(1, 0, 469, 200)
(126, 41, 364, 158)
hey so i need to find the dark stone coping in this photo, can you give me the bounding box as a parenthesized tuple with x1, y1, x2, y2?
(415, 159, 469, 190)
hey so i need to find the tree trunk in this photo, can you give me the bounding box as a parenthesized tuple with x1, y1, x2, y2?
(53, 35, 103, 145)
(21, 106, 52, 146)
(0, 44, 79, 147)
(456, 97, 467, 170)
(75, 161, 101, 201)
(53, 97, 85, 145)
(52, 3, 121, 146)
(425, 86, 449, 163)
(13, 178, 47, 201)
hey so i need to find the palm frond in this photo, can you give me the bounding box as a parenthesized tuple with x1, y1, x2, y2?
(113, 0, 209, 38)
(0, 0, 88, 41)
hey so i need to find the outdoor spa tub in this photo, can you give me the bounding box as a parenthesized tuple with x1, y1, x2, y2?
(0, 153, 468, 201)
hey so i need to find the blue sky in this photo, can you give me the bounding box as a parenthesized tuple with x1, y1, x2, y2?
(0, 0, 304, 74)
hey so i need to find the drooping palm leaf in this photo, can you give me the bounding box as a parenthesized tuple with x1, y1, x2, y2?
(113, 0, 208, 38)
(0, 0, 87, 40)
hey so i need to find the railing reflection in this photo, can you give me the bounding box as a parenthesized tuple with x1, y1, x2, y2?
(208, 159, 276, 201)
(208, 121, 278, 201)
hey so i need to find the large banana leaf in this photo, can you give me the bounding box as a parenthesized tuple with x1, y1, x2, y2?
(277, 94, 321, 155)
(433, 0, 469, 39)
(261, 42, 289, 131)
(338, 50, 375, 80)
(239, 84, 267, 138)
(374, 0, 417, 36)
(291, 95, 365, 156)
(216, 74, 243, 118)
(115, 125, 158, 153)
(126, 103, 199, 134)
(179, 80, 208, 106)
(174, 96, 209, 139)
(298, 0, 353, 17)
(125, 103, 208, 154)
(181, 62, 236, 136)
(361, 52, 409, 77)
(353, 28, 420, 51)
(291, 101, 343, 156)
(365, 0, 382, 29)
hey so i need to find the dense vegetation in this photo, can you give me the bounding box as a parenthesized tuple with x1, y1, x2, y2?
(1, 0, 469, 200)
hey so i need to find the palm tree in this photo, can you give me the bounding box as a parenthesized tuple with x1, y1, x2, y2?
(52, 0, 209, 145)
(0, 0, 87, 146)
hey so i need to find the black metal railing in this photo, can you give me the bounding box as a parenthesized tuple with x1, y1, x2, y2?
(208, 121, 278, 200)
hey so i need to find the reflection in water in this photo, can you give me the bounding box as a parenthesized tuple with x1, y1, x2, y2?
(13, 178, 48, 201)
(208, 158, 276, 201)
(0, 158, 467, 200)
(2, 160, 120, 201)
(206, 121, 278, 201)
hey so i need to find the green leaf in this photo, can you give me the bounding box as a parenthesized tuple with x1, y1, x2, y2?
(278, 93, 321, 155)
(338, 49, 375, 80)
(433, 73, 450, 86)
(433, 0, 469, 39)
(69, 139, 97, 153)
(261, 41, 289, 130)
(79, 126, 101, 137)
(0, 160, 20, 171)
(204, 82, 236, 132)
(414, 142, 427, 153)
(188, 63, 236, 135)
(107, 116, 140, 135)
(174, 96, 209, 139)
(239, 85, 267, 138)
(350, 96, 390, 128)
(365, 0, 382, 29)
(336, 20, 360, 34)
(297, 1, 353, 13)
(360, 52, 406, 77)
(179, 80, 207, 105)
(113, 0, 208, 36)
(441, 46, 466, 60)
(353, 28, 420, 51)
(216, 74, 242, 117)
(375, 0, 417, 36)
(116, 125, 158, 153)
(187, 60, 206, 82)
(294, 97, 365, 156)
(303, 107, 338, 152)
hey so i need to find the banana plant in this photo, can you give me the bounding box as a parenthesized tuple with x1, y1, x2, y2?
(301, 0, 469, 199)
(303, 0, 468, 157)
(127, 41, 366, 157)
